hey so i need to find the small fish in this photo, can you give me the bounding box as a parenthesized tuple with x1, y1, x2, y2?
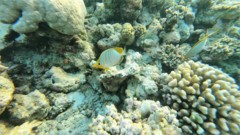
(93, 47, 126, 70)
(184, 29, 219, 59)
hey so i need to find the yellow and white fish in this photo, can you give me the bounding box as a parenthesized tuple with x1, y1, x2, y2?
(92, 47, 126, 70)
(184, 29, 219, 59)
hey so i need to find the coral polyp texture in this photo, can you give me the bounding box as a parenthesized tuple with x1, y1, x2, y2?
(0, 0, 86, 35)
(160, 60, 240, 135)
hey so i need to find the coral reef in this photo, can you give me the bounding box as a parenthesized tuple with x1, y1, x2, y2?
(0, 0, 87, 35)
(201, 32, 240, 63)
(160, 60, 240, 135)
(133, 25, 146, 40)
(92, 0, 142, 22)
(89, 98, 182, 135)
(89, 23, 136, 50)
(195, 1, 240, 25)
(34, 109, 91, 135)
(136, 31, 160, 52)
(34, 85, 120, 134)
(119, 0, 142, 22)
(47, 92, 72, 119)
(0, 0, 239, 135)
(158, 44, 186, 69)
(89, 23, 120, 50)
(217, 59, 240, 85)
(126, 64, 161, 99)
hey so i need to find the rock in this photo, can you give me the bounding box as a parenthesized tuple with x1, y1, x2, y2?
(8, 90, 50, 124)
(0, 76, 15, 115)
(0, 0, 87, 35)
(43, 66, 86, 93)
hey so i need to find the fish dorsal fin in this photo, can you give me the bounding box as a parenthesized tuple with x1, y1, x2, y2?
(114, 47, 124, 54)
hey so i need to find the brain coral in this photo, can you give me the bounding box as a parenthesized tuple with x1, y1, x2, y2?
(160, 60, 240, 135)
(0, 0, 86, 35)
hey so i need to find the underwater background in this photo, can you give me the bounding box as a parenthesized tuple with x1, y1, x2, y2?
(0, 0, 240, 135)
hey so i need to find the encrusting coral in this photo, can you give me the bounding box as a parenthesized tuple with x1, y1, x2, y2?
(160, 60, 240, 135)
(0, 0, 87, 35)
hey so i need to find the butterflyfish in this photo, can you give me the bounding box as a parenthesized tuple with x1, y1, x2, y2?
(184, 28, 219, 59)
(93, 47, 126, 70)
